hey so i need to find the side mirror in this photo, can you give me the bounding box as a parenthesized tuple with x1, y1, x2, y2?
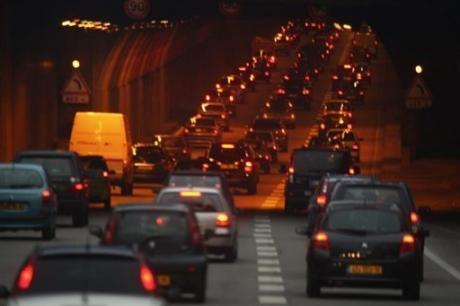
(295, 226, 309, 236)
(0, 285, 10, 298)
(203, 229, 214, 240)
(279, 164, 288, 174)
(89, 225, 103, 239)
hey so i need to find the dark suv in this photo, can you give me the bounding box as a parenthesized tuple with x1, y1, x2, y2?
(15, 150, 89, 226)
(205, 142, 259, 194)
(284, 148, 354, 213)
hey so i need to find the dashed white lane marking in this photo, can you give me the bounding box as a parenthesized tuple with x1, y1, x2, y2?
(261, 183, 285, 208)
(254, 233, 272, 238)
(258, 266, 282, 273)
(257, 246, 277, 251)
(255, 219, 271, 223)
(425, 247, 460, 281)
(255, 223, 271, 228)
(256, 238, 275, 244)
(255, 227, 272, 232)
(258, 275, 284, 283)
(259, 296, 287, 304)
(258, 259, 280, 265)
(259, 284, 285, 292)
(257, 251, 278, 257)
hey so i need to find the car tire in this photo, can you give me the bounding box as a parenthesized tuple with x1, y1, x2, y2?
(247, 180, 257, 195)
(121, 180, 133, 196)
(42, 225, 55, 240)
(72, 201, 88, 227)
(402, 282, 420, 300)
(104, 196, 112, 211)
(224, 245, 238, 263)
(306, 270, 321, 297)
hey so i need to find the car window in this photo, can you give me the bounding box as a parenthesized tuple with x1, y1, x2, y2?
(81, 157, 107, 171)
(194, 118, 215, 127)
(209, 145, 244, 163)
(162, 137, 183, 147)
(253, 119, 282, 130)
(342, 131, 356, 141)
(0, 168, 44, 188)
(268, 100, 290, 112)
(204, 104, 225, 112)
(333, 186, 404, 206)
(18, 157, 75, 177)
(114, 211, 188, 245)
(168, 175, 221, 188)
(292, 151, 349, 174)
(27, 256, 146, 295)
(324, 209, 402, 234)
(157, 192, 224, 211)
(133, 146, 164, 163)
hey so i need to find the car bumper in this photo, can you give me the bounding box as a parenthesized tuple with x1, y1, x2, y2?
(0, 212, 56, 230)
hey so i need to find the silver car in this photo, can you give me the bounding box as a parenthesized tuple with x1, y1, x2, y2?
(198, 102, 230, 131)
(155, 187, 238, 262)
(5, 294, 165, 306)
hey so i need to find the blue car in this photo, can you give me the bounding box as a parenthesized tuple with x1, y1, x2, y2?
(0, 164, 57, 240)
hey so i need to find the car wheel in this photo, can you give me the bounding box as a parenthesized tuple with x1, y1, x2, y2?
(402, 282, 420, 300)
(72, 201, 88, 227)
(247, 180, 257, 195)
(306, 270, 321, 297)
(121, 180, 133, 196)
(42, 225, 55, 240)
(104, 196, 112, 211)
(224, 245, 238, 263)
(194, 280, 207, 303)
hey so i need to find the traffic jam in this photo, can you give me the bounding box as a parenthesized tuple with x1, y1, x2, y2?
(0, 11, 443, 306)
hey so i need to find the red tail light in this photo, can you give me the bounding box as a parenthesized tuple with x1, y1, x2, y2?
(103, 218, 117, 244)
(244, 161, 253, 173)
(213, 129, 219, 135)
(332, 75, 338, 80)
(320, 123, 326, 130)
(188, 216, 202, 246)
(347, 123, 353, 129)
(240, 84, 246, 90)
(359, 91, 364, 96)
(399, 234, 416, 255)
(277, 88, 285, 95)
(314, 68, 319, 74)
(140, 264, 156, 292)
(41, 189, 52, 207)
(205, 94, 211, 101)
(302, 88, 310, 95)
(229, 95, 234, 102)
(73, 183, 85, 192)
(288, 166, 294, 174)
(265, 154, 270, 160)
(221, 114, 227, 119)
(265, 71, 270, 76)
(356, 73, 362, 80)
(352, 143, 359, 150)
(304, 75, 310, 81)
(337, 90, 344, 96)
(102, 171, 109, 178)
(184, 128, 190, 134)
(410, 212, 420, 224)
(16, 263, 35, 291)
(202, 163, 209, 171)
(270, 56, 276, 63)
(316, 194, 327, 206)
(312, 231, 329, 251)
(283, 75, 290, 81)
(348, 167, 356, 175)
(215, 213, 231, 227)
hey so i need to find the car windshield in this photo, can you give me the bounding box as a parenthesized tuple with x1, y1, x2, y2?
(161, 137, 183, 148)
(114, 211, 188, 246)
(292, 150, 349, 173)
(0, 168, 44, 188)
(80, 157, 107, 171)
(28, 256, 146, 295)
(324, 209, 402, 234)
(209, 146, 245, 163)
(157, 192, 224, 211)
(168, 175, 221, 188)
(342, 131, 356, 141)
(133, 146, 164, 163)
(18, 157, 74, 177)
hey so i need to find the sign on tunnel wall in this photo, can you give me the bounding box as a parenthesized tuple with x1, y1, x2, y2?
(124, 0, 150, 20)
(62, 71, 91, 104)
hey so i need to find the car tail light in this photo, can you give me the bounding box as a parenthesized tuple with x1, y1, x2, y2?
(140, 264, 156, 292)
(302, 88, 310, 95)
(332, 75, 338, 80)
(188, 216, 202, 246)
(316, 194, 327, 206)
(244, 161, 253, 173)
(213, 129, 219, 135)
(277, 88, 285, 95)
(249, 74, 255, 81)
(221, 114, 227, 119)
(205, 94, 211, 101)
(304, 75, 310, 81)
(238, 66, 246, 72)
(216, 83, 221, 89)
(103, 218, 116, 244)
(240, 84, 246, 90)
(73, 183, 85, 192)
(356, 73, 362, 80)
(184, 128, 190, 134)
(215, 213, 231, 228)
(321, 53, 326, 59)
(102, 171, 109, 178)
(366, 53, 371, 58)
(288, 166, 294, 174)
(348, 166, 356, 175)
(229, 95, 234, 102)
(265, 154, 270, 160)
(347, 123, 353, 129)
(270, 56, 276, 63)
(320, 123, 326, 130)
(16, 263, 35, 291)
(352, 143, 359, 150)
(312, 231, 329, 251)
(399, 234, 416, 255)
(202, 163, 209, 171)
(337, 90, 344, 96)
(410, 212, 420, 224)
(41, 189, 52, 207)
(314, 68, 319, 74)
(265, 71, 270, 76)
(281, 128, 287, 135)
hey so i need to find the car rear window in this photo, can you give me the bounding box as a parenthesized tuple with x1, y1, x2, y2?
(246, 132, 274, 143)
(204, 104, 225, 112)
(18, 157, 74, 177)
(157, 192, 224, 211)
(324, 102, 351, 112)
(268, 100, 290, 112)
(194, 118, 215, 127)
(133, 146, 164, 163)
(160, 137, 183, 148)
(324, 209, 402, 234)
(80, 157, 107, 171)
(28, 256, 145, 295)
(168, 175, 221, 188)
(114, 211, 188, 246)
(0, 169, 44, 189)
(253, 119, 282, 130)
(332, 186, 405, 206)
(292, 151, 350, 174)
(209, 146, 245, 163)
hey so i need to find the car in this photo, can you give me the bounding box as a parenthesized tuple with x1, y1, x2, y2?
(164, 170, 236, 213)
(353, 62, 372, 87)
(235, 62, 256, 91)
(250, 118, 288, 152)
(244, 130, 278, 162)
(0, 163, 57, 240)
(318, 114, 353, 139)
(204, 142, 259, 194)
(198, 102, 230, 131)
(249, 59, 271, 83)
(90, 204, 208, 302)
(215, 74, 247, 103)
(183, 117, 222, 147)
(204, 88, 239, 115)
(132, 143, 176, 184)
(322, 99, 353, 118)
(154, 134, 191, 162)
(273, 32, 292, 56)
(244, 138, 272, 174)
(155, 187, 238, 261)
(0, 245, 165, 304)
(337, 130, 362, 162)
(261, 95, 296, 129)
(297, 202, 422, 300)
(278, 77, 312, 111)
(331, 63, 355, 90)
(80, 155, 112, 210)
(14, 150, 89, 227)
(253, 49, 277, 70)
(336, 79, 365, 105)
(283, 148, 356, 213)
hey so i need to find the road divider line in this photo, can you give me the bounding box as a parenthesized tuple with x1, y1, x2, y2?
(257, 251, 278, 257)
(256, 238, 275, 244)
(254, 233, 272, 238)
(258, 296, 287, 304)
(258, 266, 282, 273)
(257, 246, 277, 251)
(425, 247, 460, 281)
(258, 275, 283, 283)
(258, 284, 285, 292)
(258, 259, 280, 265)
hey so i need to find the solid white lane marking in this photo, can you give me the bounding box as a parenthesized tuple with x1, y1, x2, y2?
(258, 275, 283, 283)
(258, 296, 287, 304)
(257, 251, 278, 257)
(256, 238, 275, 244)
(258, 266, 282, 273)
(425, 247, 460, 281)
(257, 246, 277, 251)
(259, 284, 285, 292)
(258, 259, 280, 266)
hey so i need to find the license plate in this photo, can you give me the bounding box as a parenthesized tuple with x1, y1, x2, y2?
(221, 164, 237, 170)
(196, 129, 204, 133)
(157, 275, 171, 286)
(0, 202, 25, 211)
(138, 165, 154, 170)
(348, 264, 383, 275)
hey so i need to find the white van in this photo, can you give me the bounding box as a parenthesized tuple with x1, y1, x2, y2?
(69, 112, 134, 195)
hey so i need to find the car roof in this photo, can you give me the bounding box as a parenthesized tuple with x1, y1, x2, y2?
(0, 163, 46, 173)
(16, 150, 78, 158)
(34, 245, 137, 259)
(169, 170, 224, 177)
(79, 155, 104, 160)
(323, 174, 377, 182)
(327, 99, 351, 104)
(113, 203, 190, 214)
(8, 294, 165, 306)
(293, 147, 350, 154)
(133, 143, 161, 148)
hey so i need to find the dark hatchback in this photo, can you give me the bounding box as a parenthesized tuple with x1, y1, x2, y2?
(284, 148, 355, 213)
(14, 150, 89, 227)
(91, 204, 208, 302)
(80, 155, 111, 210)
(298, 202, 421, 300)
(133, 143, 175, 184)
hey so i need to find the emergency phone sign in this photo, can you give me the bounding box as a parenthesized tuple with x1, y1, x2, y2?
(124, 0, 150, 20)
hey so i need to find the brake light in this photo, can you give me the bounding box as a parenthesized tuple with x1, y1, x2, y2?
(221, 114, 227, 119)
(213, 129, 219, 135)
(249, 74, 255, 81)
(238, 66, 246, 72)
(277, 88, 285, 95)
(202, 163, 209, 171)
(264, 71, 270, 76)
(314, 68, 319, 74)
(337, 90, 344, 96)
(347, 123, 353, 129)
(265, 154, 270, 160)
(320, 123, 326, 130)
(180, 191, 202, 197)
(240, 84, 246, 90)
(304, 75, 310, 81)
(288, 166, 294, 174)
(16, 263, 34, 290)
(229, 95, 234, 102)
(188, 216, 202, 246)
(205, 94, 211, 101)
(359, 90, 364, 96)
(316, 194, 327, 206)
(399, 234, 416, 255)
(302, 88, 310, 95)
(281, 128, 287, 135)
(102, 171, 109, 178)
(312, 231, 329, 251)
(221, 143, 235, 149)
(215, 213, 231, 227)
(103, 218, 116, 244)
(332, 75, 338, 80)
(244, 161, 253, 173)
(41, 189, 52, 207)
(184, 128, 190, 134)
(352, 143, 359, 150)
(140, 264, 156, 292)
(348, 167, 355, 175)
(73, 183, 85, 192)
(270, 56, 276, 63)
(410, 212, 419, 224)
(356, 73, 362, 80)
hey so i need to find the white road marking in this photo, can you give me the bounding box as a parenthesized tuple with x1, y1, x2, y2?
(255, 227, 272, 232)
(255, 219, 271, 223)
(256, 238, 275, 244)
(258, 266, 282, 273)
(258, 296, 287, 304)
(254, 233, 272, 238)
(258, 275, 283, 283)
(425, 247, 460, 281)
(259, 284, 285, 292)
(255, 223, 271, 228)
(257, 246, 277, 251)
(257, 251, 278, 257)
(258, 259, 280, 265)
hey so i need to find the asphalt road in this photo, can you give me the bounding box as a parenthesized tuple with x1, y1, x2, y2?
(1, 27, 460, 306)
